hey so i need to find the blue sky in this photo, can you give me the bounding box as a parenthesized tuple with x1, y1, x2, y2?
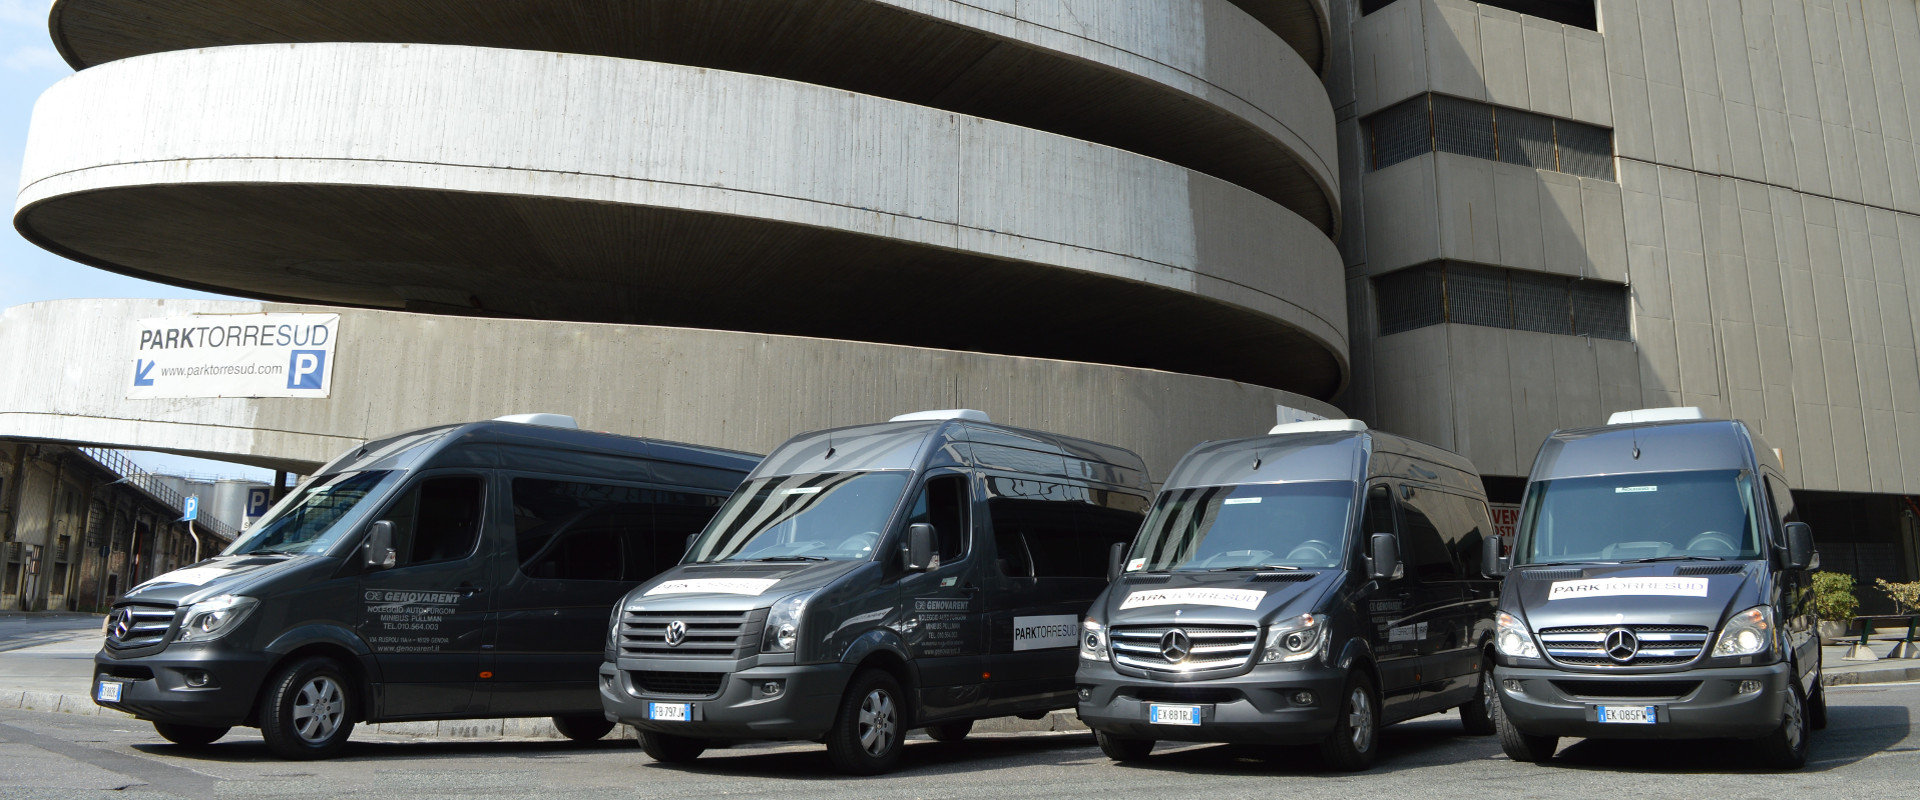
(0, 2, 267, 481)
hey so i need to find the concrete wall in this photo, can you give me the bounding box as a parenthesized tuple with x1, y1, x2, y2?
(1335, 0, 1920, 495)
(0, 299, 1341, 482)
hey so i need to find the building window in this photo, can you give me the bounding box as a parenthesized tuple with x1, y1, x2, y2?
(1374, 262, 1630, 341)
(1366, 93, 1614, 181)
(1361, 0, 1595, 30)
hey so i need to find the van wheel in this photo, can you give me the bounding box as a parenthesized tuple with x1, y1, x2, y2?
(1491, 680, 1556, 763)
(552, 715, 616, 742)
(1758, 681, 1810, 769)
(258, 656, 356, 759)
(1317, 671, 1380, 771)
(1094, 730, 1153, 761)
(825, 669, 906, 774)
(153, 722, 229, 746)
(926, 720, 972, 743)
(1458, 663, 1497, 736)
(639, 731, 708, 763)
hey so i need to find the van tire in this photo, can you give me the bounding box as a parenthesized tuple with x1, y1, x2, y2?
(639, 731, 708, 763)
(825, 669, 907, 774)
(552, 715, 616, 742)
(258, 656, 356, 760)
(153, 722, 229, 746)
(926, 720, 972, 743)
(1317, 671, 1380, 771)
(1458, 662, 1497, 736)
(1808, 679, 1828, 731)
(1491, 682, 1555, 763)
(1094, 730, 1153, 761)
(1758, 681, 1810, 770)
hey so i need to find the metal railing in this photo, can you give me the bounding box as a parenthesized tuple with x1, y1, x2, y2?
(77, 448, 240, 542)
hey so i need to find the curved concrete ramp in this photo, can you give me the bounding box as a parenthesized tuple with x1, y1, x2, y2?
(0, 299, 1340, 477)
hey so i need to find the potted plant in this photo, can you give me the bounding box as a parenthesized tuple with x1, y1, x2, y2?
(1813, 571, 1859, 643)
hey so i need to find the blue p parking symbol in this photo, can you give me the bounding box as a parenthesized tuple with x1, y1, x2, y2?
(288, 350, 326, 389)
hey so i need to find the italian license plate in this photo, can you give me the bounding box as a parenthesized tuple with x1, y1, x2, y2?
(647, 702, 692, 722)
(1149, 704, 1203, 726)
(1597, 705, 1656, 724)
(96, 681, 123, 703)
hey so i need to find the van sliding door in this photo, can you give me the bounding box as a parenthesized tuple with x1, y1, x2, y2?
(356, 473, 493, 720)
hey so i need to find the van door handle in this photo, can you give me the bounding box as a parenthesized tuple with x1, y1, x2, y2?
(459, 583, 482, 597)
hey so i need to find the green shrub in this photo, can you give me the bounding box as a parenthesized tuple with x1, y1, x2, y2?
(1811, 572, 1858, 621)
(1876, 578, 1920, 615)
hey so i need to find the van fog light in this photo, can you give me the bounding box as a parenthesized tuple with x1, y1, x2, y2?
(1737, 680, 1763, 695)
(1291, 691, 1317, 706)
(1502, 679, 1525, 695)
(760, 680, 785, 697)
(183, 670, 211, 688)
(1078, 686, 1092, 701)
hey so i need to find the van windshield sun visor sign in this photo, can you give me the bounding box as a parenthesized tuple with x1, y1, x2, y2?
(644, 578, 781, 596)
(1119, 588, 1267, 610)
(1548, 577, 1710, 600)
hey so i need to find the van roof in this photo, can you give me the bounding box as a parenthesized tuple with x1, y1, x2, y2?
(1160, 427, 1481, 494)
(750, 418, 1151, 492)
(317, 419, 762, 479)
(1531, 418, 1776, 482)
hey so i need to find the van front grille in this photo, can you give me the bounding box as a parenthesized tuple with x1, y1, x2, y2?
(1109, 624, 1259, 673)
(619, 609, 766, 659)
(1552, 680, 1702, 699)
(104, 604, 177, 650)
(630, 670, 727, 698)
(1537, 624, 1710, 667)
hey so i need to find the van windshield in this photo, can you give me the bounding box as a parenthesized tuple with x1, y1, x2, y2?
(1515, 469, 1763, 565)
(223, 471, 399, 557)
(1127, 481, 1354, 571)
(687, 471, 909, 563)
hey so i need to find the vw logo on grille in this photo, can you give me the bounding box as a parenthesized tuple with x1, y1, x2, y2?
(108, 609, 131, 641)
(1159, 629, 1192, 663)
(664, 620, 688, 647)
(1605, 628, 1640, 663)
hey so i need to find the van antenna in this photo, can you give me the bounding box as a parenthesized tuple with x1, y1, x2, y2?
(1630, 426, 1641, 460)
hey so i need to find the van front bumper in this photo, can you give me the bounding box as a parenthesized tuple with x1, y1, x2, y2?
(92, 646, 273, 727)
(600, 661, 853, 741)
(1492, 661, 1792, 740)
(1075, 659, 1346, 744)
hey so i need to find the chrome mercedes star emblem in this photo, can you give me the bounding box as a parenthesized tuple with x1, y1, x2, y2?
(1605, 628, 1639, 663)
(1159, 629, 1192, 663)
(109, 609, 131, 640)
(664, 620, 687, 647)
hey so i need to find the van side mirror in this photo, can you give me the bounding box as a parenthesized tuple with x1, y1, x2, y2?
(1368, 533, 1401, 581)
(1481, 536, 1508, 578)
(1107, 542, 1127, 583)
(363, 520, 397, 570)
(904, 523, 936, 572)
(1783, 522, 1816, 570)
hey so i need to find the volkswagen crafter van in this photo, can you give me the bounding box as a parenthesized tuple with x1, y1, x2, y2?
(1484, 407, 1822, 769)
(600, 410, 1152, 774)
(1077, 419, 1500, 770)
(93, 414, 758, 758)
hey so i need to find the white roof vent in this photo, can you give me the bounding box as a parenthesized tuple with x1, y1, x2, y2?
(493, 413, 579, 428)
(1269, 419, 1367, 435)
(889, 409, 991, 423)
(1607, 407, 1704, 426)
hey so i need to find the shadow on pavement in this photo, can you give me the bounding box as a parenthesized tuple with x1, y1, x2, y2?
(637, 731, 1101, 779)
(1532, 700, 1911, 773)
(1050, 714, 1498, 777)
(131, 735, 635, 763)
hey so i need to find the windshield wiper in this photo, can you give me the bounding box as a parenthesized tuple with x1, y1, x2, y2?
(1621, 555, 1723, 563)
(1203, 565, 1303, 572)
(740, 555, 830, 562)
(246, 548, 303, 557)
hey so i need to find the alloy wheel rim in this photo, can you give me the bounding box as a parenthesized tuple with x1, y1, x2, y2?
(292, 676, 344, 743)
(1481, 669, 1497, 726)
(857, 688, 897, 756)
(1350, 688, 1373, 752)
(1784, 686, 1805, 753)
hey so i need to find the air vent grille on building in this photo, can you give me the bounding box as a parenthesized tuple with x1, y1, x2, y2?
(1366, 93, 1614, 181)
(1375, 261, 1631, 341)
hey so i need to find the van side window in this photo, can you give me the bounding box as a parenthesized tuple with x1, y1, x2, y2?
(1397, 488, 1459, 581)
(905, 475, 970, 564)
(382, 476, 485, 566)
(511, 478, 726, 581)
(986, 477, 1145, 578)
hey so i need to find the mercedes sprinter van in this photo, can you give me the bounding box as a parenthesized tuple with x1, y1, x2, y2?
(600, 410, 1151, 774)
(1485, 407, 1822, 769)
(93, 415, 758, 758)
(1077, 419, 1499, 770)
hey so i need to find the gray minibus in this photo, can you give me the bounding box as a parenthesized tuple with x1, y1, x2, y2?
(1485, 407, 1822, 769)
(92, 415, 758, 758)
(1077, 419, 1500, 770)
(599, 410, 1152, 774)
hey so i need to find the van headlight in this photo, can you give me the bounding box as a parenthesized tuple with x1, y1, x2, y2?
(1080, 618, 1108, 661)
(761, 589, 818, 653)
(1714, 605, 1775, 658)
(1261, 614, 1326, 663)
(1495, 611, 1538, 659)
(605, 603, 626, 661)
(174, 595, 257, 642)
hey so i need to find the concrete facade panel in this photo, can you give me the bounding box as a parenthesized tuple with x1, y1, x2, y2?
(1445, 324, 1517, 475)
(1434, 153, 1500, 264)
(1522, 17, 1572, 119)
